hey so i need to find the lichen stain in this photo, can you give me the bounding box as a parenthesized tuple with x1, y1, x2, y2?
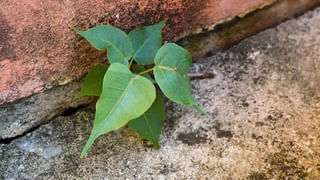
(176, 131, 207, 145)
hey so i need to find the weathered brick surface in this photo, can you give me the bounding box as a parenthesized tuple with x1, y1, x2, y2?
(0, 0, 276, 105)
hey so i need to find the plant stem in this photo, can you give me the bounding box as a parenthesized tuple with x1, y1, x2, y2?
(137, 67, 154, 75)
(128, 57, 134, 69)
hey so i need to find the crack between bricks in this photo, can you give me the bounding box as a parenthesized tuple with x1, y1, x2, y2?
(0, 104, 89, 145)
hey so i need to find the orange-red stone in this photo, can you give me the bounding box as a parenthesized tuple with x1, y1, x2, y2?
(0, 0, 282, 104)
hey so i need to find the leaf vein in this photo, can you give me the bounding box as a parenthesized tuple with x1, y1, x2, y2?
(143, 113, 157, 144)
(134, 29, 159, 57)
(93, 77, 135, 136)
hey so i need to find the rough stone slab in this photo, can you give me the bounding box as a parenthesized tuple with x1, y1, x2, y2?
(0, 81, 93, 139)
(0, 0, 278, 104)
(1, 7, 320, 180)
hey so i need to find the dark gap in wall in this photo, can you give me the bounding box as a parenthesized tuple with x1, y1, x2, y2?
(60, 104, 88, 116)
(0, 104, 89, 145)
(0, 125, 39, 145)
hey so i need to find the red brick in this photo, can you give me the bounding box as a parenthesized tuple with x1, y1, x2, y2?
(0, 0, 286, 104)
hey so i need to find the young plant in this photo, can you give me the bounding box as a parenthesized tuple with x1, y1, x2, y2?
(73, 19, 206, 158)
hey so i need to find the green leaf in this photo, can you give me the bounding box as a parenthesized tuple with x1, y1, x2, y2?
(81, 63, 156, 158)
(128, 93, 165, 148)
(75, 65, 108, 98)
(74, 25, 133, 65)
(129, 19, 167, 65)
(154, 43, 206, 115)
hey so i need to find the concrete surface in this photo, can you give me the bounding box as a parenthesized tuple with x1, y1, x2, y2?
(1, 7, 320, 180)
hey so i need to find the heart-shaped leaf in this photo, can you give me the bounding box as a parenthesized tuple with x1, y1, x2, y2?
(74, 25, 133, 65)
(81, 63, 156, 158)
(154, 43, 206, 114)
(129, 93, 165, 148)
(129, 19, 167, 65)
(75, 65, 108, 98)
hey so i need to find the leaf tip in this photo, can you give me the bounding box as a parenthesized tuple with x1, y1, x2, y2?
(154, 143, 160, 149)
(159, 18, 169, 27)
(192, 105, 208, 116)
(80, 154, 84, 159)
(74, 92, 82, 99)
(72, 25, 79, 32)
(80, 144, 88, 159)
(80, 145, 89, 159)
(72, 26, 85, 35)
(80, 135, 97, 159)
